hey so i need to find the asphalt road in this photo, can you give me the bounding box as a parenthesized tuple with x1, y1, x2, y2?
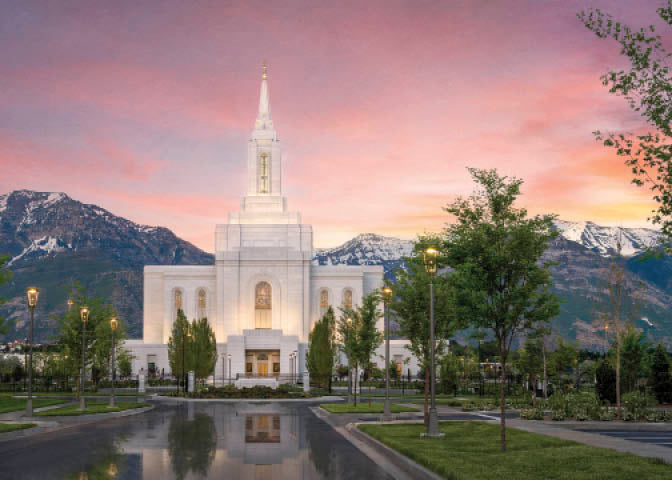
(577, 428, 672, 449)
(0, 401, 394, 480)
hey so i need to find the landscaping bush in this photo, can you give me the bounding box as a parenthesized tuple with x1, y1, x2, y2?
(622, 391, 656, 420)
(166, 384, 311, 399)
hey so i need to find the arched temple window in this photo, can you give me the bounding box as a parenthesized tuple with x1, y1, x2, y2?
(197, 289, 207, 319)
(174, 289, 183, 321)
(255, 282, 272, 329)
(343, 289, 353, 309)
(319, 289, 329, 317)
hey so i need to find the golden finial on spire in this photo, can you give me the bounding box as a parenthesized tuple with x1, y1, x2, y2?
(262, 60, 268, 80)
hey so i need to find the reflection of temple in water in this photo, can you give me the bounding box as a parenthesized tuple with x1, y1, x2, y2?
(245, 415, 281, 443)
(119, 404, 319, 479)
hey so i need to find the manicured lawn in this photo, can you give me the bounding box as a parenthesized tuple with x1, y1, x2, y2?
(35, 402, 150, 417)
(0, 423, 37, 433)
(359, 422, 672, 480)
(0, 396, 68, 414)
(320, 403, 419, 414)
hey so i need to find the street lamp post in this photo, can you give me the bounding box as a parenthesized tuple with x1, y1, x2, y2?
(289, 352, 294, 384)
(382, 286, 393, 421)
(227, 353, 232, 385)
(25, 287, 39, 416)
(346, 317, 357, 405)
(423, 247, 443, 437)
(109, 317, 118, 408)
(183, 329, 192, 393)
(79, 306, 90, 411)
(292, 350, 298, 385)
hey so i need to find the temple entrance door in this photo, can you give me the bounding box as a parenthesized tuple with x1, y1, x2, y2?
(257, 362, 268, 376)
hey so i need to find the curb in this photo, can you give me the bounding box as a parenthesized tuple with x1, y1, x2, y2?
(0, 405, 155, 444)
(311, 406, 442, 480)
(347, 422, 443, 480)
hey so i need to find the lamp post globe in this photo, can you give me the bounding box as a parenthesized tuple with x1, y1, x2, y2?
(79, 306, 89, 411)
(423, 246, 443, 437)
(109, 317, 118, 408)
(25, 287, 39, 417)
(382, 286, 393, 421)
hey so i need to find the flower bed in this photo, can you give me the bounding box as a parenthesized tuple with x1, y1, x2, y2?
(519, 391, 672, 423)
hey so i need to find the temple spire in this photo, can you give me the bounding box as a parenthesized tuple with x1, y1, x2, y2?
(255, 61, 273, 131)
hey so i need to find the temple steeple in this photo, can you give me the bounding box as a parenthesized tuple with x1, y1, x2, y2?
(255, 61, 274, 132)
(229, 63, 299, 224)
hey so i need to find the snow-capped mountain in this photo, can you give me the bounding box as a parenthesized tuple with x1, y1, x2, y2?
(315, 222, 663, 267)
(314, 233, 414, 268)
(0, 190, 213, 340)
(554, 220, 662, 257)
(0, 190, 213, 268)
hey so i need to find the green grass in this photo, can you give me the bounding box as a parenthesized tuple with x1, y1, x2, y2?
(359, 422, 672, 480)
(320, 402, 419, 414)
(0, 423, 37, 433)
(34, 402, 150, 417)
(0, 397, 68, 414)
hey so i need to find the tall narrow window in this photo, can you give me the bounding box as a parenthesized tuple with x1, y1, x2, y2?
(258, 152, 269, 193)
(197, 289, 207, 319)
(343, 289, 353, 309)
(174, 289, 183, 321)
(255, 282, 272, 329)
(319, 289, 329, 317)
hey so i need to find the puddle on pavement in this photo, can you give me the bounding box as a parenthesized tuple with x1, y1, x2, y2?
(54, 402, 391, 480)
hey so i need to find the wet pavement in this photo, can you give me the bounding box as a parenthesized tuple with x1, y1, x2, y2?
(0, 401, 393, 480)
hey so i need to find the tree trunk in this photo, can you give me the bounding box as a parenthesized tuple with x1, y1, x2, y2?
(530, 372, 537, 408)
(354, 363, 358, 407)
(542, 338, 548, 400)
(616, 333, 621, 415)
(499, 343, 507, 453)
(424, 366, 430, 426)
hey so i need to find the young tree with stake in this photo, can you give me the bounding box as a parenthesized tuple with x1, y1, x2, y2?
(443, 168, 560, 452)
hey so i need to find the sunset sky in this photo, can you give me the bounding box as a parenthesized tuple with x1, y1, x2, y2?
(0, 0, 667, 251)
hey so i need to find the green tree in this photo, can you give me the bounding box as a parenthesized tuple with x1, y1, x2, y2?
(439, 353, 459, 395)
(117, 349, 133, 379)
(650, 344, 672, 403)
(91, 311, 128, 384)
(188, 318, 217, 384)
(54, 284, 119, 396)
(597, 239, 643, 411)
(306, 307, 337, 388)
(0, 255, 13, 336)
(338, 307, 362, 405)
(443, 168, 560, 452)
(168, 309, 191, 391)
(549, 338, 579, 393)
(579, 4, 672, 247)
(596, 359, 617, 405)
(516, 337, 544, 406)
(337, 293, 383, 406)
(388, 236, 460, 423)
(619, 325, 651, 393)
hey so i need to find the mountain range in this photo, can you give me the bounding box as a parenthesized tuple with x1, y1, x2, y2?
(0, 189, 670, 349)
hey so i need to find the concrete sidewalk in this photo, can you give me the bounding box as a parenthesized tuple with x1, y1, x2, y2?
(506, 418, 672, 462)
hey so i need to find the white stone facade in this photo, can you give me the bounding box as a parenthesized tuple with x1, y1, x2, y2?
(126, 68, 420, 384)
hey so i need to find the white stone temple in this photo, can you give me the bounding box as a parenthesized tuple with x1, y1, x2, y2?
(125, 66, 399, 387)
